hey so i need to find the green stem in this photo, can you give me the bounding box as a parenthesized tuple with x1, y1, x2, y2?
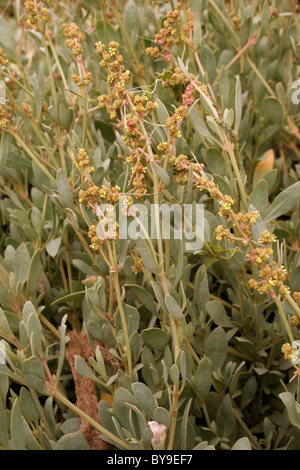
(285, 293, 300, 320)
(191, 80, 219, 120)
(195, 391, 211, 427)
(38, 193, 48, 240)
(224, 137, 248, 211)
(47, 35, 69, 91)
(51, 388, 132, 449)
(126, 93, 181, 361)
(246, 55, 276, 97)
(225, 36, 257, 71)
(41, 34, 58, 113)
(5, 87, 56, 166)
(191, 78, 249, 212)
(41, 30, 67, 174)
(10, 130, 56, 184)
(208, 0, 240, 45)
(109, 240, 133, 381)
(40, 314, 61, 339)
(274, 295, 294, 344)
(77, 61, 88, 148)
(167, 385, 179, 450)
(29, 388, 55, 441)
(130, 213, 160, 272)
(1, 70, 34, 97)
(212, 379, 262, 450)
(232, 408, 263, 450)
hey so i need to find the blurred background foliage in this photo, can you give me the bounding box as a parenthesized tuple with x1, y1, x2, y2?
(0, 0, 299, 450)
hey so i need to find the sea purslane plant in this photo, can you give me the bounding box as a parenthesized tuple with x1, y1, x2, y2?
(0, 0, 300, 451)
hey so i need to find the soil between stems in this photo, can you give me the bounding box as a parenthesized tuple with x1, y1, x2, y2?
(65, 330, 109, 450)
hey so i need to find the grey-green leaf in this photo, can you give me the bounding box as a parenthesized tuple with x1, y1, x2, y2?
(165, 294, 184, 319)
(141, 328, 169, 352)
(234, 75, 242, 132)
(125, 284, 158, 316)
(136, 238, 159, 275)
(260, 97, 283, 125)
(249, 179, 268, 218)
(205, 326, 228, 371)
(132, 382, 157, 419)
(188, 106, 214, 140)
(123, 0, 140, 45)
(279, 392, 300, 430)
(152, 162, 170, 186)
(75, 355, 99, 381)
(10, 399, 26, 450)
(22, 356, 45, 392)
(27, 249, 43, 295)
(57, 169, 75, 210)
(57, 431, 91, 450)
(196, 358, 212, 398)
(232, 437, 252, 450)
(0, 133, 12, 170)
(14, 243, 30, 285)
(206, 300, 234, 328)
(264, 182, 300, 222)
(46, 237, 62, 257)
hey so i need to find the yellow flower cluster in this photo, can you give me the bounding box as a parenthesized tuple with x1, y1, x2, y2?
(282, 340, 300, 367)
(121, 195, 134, 216)
(133, 94, 158, 117)
(78, 184, 121, 206)
(126, 149, 148, 199)
(101, 205, 119, 239)
(24, 1, 50, 31)
(169, 154, 190, 171)
(214, 225, 234, 242)
(248, 263, 288, 295)
(167, 153, 202, 185)
(180, 8, 195, 48)
(233, 210, 260, 238)
(63, 22, 85, 56)
(258, 230, 277, 246)
(293, 292, 300, 306)
(96, 41, 130, 119)
(157, 142, 168, 153)
(88, 206, 119, 250)
(0, 47, 9, 67)
(196, 175, 238, 223)
(290, 315, 299, 327)
(88, 224, 104, 251)
(78, 184, 100, 204)
(162, 68, 187, 88)
(166, 105, 186, 138)
(146, 7, 181, 61)
(132, 257, 143, 274)
(0, 104, 9, 128)
(71, 72, 92, 87)
(103, 185, 121, 204)
(246, 247, 273, 266)
(219, 195, 235, 218)
(96, 41, 160, 200)
(231, 14, 241, 31)
(281, 343, 293, 360)
(78, 148, 94, 175)
(22, 102, 32, 117)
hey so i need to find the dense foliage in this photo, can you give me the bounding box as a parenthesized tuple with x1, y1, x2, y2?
(0, 0, 300, 450)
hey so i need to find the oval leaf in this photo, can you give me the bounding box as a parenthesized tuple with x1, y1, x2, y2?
(205, 326, 228, 371)
(264, 182, 300, 223)
(165, 294, 184, 319)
